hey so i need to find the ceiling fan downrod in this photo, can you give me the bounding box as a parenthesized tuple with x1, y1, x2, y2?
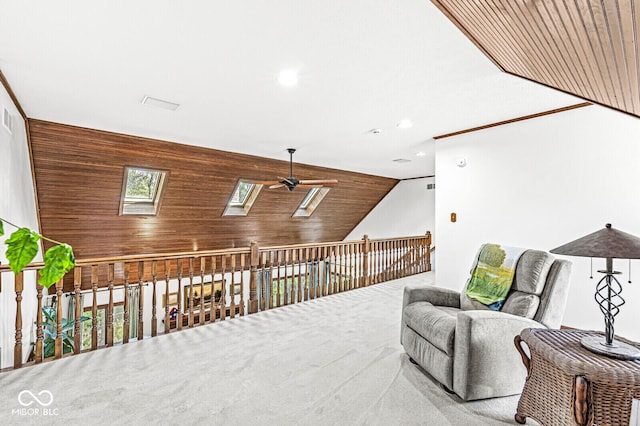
(287, 148, 296, 179)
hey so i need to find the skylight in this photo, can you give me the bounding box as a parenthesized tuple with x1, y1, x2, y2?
(119, 166, 168, 216)
(299, 187, 320, 209)
(224, 180, 263, 216)
(229, 181, 256, 207)
(293, 187, 330, 218)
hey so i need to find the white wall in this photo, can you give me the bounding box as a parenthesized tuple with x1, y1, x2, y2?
(0, 86, 41, 368)
(435, 104, 640, 341)
(345, 177, 435, 242)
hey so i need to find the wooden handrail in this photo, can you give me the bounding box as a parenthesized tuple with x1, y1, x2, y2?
(0, 234, 431, 274)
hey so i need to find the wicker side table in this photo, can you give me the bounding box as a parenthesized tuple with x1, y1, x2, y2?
(514, 328, 640, 426)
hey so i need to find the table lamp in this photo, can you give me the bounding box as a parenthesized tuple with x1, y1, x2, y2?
(550, 223, 640, 360)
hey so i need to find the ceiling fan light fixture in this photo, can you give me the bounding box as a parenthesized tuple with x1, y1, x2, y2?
(254, 149, 338, 191)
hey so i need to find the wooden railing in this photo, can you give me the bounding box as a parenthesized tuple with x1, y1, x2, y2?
(0, 232, 431, 370)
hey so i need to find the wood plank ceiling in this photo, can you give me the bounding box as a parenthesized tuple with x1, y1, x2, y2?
(432, 0, 640, 118)
(29, 120, 398, 259)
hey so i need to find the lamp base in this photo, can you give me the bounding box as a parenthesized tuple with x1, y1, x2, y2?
(580, 335, 640, 360)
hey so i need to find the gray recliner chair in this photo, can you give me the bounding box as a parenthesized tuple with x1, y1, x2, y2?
(401, 248, 572, 401)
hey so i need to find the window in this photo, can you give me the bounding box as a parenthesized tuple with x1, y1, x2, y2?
(223, 180, 263, 216)
(293, 187, 330, 217)
(119, 166, 168, 215)
(81, 304, 125, 350)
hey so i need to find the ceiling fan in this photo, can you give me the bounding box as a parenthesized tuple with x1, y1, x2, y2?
(255, 148, 338, 191)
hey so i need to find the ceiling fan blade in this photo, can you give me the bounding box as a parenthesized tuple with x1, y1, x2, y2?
(298, 179, 338, 185)
(296, 184, 323, 189)
(277, 176, 295, 185)
(248, 180, 280, 185)
(269, 183, 286, 189)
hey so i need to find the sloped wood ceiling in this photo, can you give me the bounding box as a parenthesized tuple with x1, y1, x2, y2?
(432, 0, 640, 118)
(29, 120, 398, 259)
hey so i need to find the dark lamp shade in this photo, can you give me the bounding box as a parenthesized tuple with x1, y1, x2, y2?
(550, 224, 640, 259)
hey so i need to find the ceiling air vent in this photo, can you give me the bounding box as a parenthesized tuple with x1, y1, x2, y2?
(141, 96, 180, 111)
(2, 107, 12, 134)
(427, 183, 435, 190)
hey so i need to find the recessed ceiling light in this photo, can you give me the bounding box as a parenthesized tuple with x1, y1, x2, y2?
(416, 151, 426, 157)
(369, 128, 383, 135)
(397, 119, 413, 129)
(141, 96, 180, 111)
(393, 158, 411, 163)
(278, 69, 298, 86)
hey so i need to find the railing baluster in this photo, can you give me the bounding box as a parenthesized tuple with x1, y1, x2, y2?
(199, 257, 206, 324)
(14, 272, 24, 368)
(151, 260, 158, 337)
(300, 247, 309, 300)
(309, 248, 316, 299)
(230, 255, 237, 319)
(285, 250, 291, 305)
(219, 255, 227, 321)
(123, 262, 130, 344)
(107, 263, 114, 347)
(240, 253, 246, 316)
(297, 248, 304, 303)
(267, 251, 273, 308)
(188, 257, 194, 328)
(164, 259, 171, 334)
(137, 261, 144, 340)
(210, 256, 217, 323)
(378, 241, 382, 283)
(331, 246, 337, 295)
(35, 282, 44, 364)
(55, 278, 63, 359)
(177, 258, 183, 330)
(73, 267, 82, 354)
(91, 265, 98, 350)
(264, 252, 270, 310)
(340, 245, 346, 292)
(249, 242, 259, 314)
(275, 251, 279, 306)
(349, 244, 354, 289)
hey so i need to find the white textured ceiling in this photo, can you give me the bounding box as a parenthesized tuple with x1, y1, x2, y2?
(0, 0, 577, 179)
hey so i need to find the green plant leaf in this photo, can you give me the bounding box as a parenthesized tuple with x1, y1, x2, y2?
(38, 244, 75, 288)
(0, 220, 4, 236)
(5, 228, 40, 274)
(42, 306, 56, 323)
(44, 340, 54, 358)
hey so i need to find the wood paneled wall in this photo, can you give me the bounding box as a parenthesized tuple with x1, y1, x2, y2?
(28, 119, 398, 259)
(432, 0, 640, 118)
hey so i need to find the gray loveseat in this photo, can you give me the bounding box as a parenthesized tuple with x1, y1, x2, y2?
(401, 249, 572, 401)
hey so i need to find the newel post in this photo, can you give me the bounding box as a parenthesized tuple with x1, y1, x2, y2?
(363, 235, 371, 287)
(249, 241, 259, 314)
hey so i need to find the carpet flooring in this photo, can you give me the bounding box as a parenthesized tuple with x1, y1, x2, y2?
(0, 272, 531, 425)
